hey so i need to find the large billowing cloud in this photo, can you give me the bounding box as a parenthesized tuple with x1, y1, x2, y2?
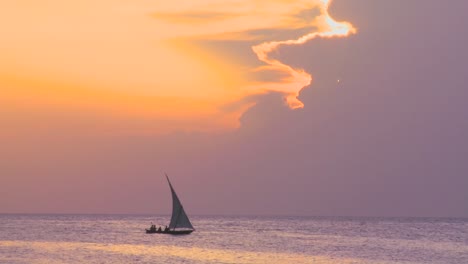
(0, 0, 354, 133)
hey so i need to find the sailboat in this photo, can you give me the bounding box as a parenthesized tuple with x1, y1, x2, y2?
(146, 174, 195, 235)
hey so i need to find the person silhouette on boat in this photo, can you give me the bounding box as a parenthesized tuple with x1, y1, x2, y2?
(164, 226, 169, 232)
(157, 226, 162, 232)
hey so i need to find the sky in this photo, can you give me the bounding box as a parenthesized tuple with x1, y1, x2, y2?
(1, 0, 467, 217)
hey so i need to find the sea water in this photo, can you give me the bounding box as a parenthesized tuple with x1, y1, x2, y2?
(0, 215, 466, 264)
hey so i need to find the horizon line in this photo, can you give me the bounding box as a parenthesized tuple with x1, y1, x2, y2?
(0, 212, 466, 220)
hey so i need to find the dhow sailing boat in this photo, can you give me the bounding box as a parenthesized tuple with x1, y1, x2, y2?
(146, 174, 195, 235)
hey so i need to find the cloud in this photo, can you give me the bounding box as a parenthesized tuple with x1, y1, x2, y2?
(250, 0, 356, 108)
(153, 0, 356, 110)
(0, 0, 355, 133)
(152, 11, 239, 24)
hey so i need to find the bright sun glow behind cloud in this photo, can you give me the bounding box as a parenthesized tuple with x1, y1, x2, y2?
(0, 0, 355, 133)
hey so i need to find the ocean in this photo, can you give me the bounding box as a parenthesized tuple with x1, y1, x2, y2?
(0, 215, 466, 264)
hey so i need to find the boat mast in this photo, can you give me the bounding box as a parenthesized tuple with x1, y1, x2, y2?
(166, 173, 180, 230)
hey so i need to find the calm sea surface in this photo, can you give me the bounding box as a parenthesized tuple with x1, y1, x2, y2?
(0, 215, 466, 264)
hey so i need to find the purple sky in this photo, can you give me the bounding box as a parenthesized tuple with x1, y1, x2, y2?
(1, 0, 467, 217)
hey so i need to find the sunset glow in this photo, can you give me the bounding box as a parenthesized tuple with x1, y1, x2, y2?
(251, 0, 356, 109)
(1, 3, 468, 262)
(1, 0, 355, 133)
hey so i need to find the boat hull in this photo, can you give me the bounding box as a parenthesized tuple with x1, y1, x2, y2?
(146, 229, 193, 235)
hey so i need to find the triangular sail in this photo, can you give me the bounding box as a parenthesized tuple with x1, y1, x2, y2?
(166, 175, 194, 230)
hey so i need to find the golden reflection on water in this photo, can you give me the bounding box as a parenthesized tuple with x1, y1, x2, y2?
(0, 240, 359, 264)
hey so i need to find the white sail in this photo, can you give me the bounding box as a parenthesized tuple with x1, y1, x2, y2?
(167, 175, 194, 230)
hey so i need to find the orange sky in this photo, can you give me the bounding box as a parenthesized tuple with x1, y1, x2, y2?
(1, 0, 355, 133)
(2, 0, 468, 218)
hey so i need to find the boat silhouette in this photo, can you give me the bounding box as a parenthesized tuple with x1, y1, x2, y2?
(146, 174, 195, 235)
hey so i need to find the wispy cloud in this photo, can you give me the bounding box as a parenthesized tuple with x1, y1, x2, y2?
(152, 11, 240, 24)
(251, 0, 357, 108)
(0, 0, 355, 133)
(157, 0, 356, 109)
